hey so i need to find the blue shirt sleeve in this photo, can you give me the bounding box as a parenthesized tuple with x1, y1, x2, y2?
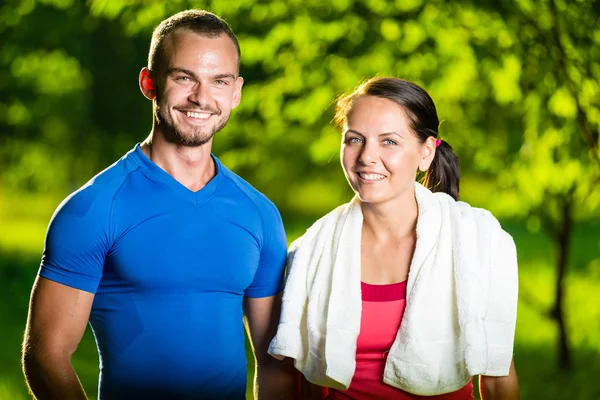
(244, 202, 287, 298)
(39, 183, 112, 294)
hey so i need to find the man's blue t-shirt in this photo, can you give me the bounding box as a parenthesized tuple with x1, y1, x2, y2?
(39, 145, 287, 399)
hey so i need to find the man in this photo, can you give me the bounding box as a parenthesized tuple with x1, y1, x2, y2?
(22, 10, 292, 400)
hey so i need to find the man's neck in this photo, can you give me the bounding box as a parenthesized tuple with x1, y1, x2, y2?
(140, 131, 216, 192)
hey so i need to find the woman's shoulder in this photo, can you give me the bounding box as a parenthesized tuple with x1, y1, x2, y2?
(453, 199, 517, 254)
(289, 200, 356, 253)
(455, 200, 498, 224)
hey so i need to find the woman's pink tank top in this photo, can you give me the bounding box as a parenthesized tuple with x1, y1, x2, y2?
(326, 281, 473, 400)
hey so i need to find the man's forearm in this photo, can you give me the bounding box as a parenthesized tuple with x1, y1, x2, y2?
(23, 351, 88, 400)
(300, 374, 326, 400)
(255, 359, 296, 400)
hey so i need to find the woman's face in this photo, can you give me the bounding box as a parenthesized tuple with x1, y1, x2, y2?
(341, 96, 433, 206)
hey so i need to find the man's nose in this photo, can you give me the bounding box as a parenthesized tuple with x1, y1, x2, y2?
(189, 83, 211, 105)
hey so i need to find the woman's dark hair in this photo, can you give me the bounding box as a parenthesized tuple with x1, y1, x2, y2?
(334, 77, 460, 200)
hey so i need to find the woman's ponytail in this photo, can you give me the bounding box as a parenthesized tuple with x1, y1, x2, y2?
(422, 139, 460, 200)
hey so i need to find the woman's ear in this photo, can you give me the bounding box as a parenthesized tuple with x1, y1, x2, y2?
(139, 67, 156, 100)
(418, 136, 437, 172)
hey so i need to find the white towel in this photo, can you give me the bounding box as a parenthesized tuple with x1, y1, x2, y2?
(268, 183, 518, 395)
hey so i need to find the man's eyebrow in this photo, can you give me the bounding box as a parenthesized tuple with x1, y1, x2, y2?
(166, 69, 237, 81)
(167, 67, 196, 78)
(212, 73, 237, 80)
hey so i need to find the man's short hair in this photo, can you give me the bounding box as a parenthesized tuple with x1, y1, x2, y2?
(148, 9, 241, 74)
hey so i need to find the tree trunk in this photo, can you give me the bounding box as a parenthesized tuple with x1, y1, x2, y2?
(550, 198, 573, 370)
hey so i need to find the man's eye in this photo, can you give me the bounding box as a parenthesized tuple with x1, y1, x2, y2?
(215, 80, 228, 86)
(176, 76, 191, 82)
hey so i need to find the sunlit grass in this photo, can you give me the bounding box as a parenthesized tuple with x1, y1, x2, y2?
(0, 191, 61, 255)
(516, 266, 600, 348)
(0, 379, 28, 400)
(0, 219, 49, 255)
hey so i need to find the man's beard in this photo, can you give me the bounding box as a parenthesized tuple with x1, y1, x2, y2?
(155, 104, 229, 147)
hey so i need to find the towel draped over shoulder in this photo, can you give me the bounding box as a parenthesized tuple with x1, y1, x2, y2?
(268, 183, 518, 396)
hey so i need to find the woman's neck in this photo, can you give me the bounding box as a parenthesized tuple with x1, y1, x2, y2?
(360, 190, 419, 243)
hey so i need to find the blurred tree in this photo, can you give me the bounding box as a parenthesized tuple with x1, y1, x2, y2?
(0, 0, 150, 195)
(485, 0, 600, 370)
(0, 0, 521, 215)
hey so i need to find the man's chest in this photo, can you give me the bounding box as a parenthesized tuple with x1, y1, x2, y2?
(102, 206, 262, 293)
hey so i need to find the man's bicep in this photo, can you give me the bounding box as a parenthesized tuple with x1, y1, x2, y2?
(245, 203, 287, 298)
(25, 276, 95, 356)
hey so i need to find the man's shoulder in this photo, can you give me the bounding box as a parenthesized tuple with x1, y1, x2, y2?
(54, 151, 140, 219)
(218, 161, 280, 215)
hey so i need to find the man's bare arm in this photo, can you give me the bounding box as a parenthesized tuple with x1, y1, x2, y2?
(22, 276, 95, 400)
(479, 359, 520, 400)
(245, 292, 296, 400)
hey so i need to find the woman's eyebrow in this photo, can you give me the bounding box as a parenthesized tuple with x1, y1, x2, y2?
(344, 129, 365, 136)
(379, 131, 403, 139)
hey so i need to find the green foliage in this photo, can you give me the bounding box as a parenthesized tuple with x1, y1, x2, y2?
(5, 0, 594, 222)
(486, 0, 600, 225)
(2, 0, 579, 217)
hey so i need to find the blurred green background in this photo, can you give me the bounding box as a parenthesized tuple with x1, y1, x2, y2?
(1, 0, 599, 399)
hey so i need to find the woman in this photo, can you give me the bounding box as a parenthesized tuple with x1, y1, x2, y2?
(269, 77, 520, 399)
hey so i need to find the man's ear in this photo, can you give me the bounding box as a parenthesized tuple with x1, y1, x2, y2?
(231, 76, 244, 109)
(139, 67, 156, 100)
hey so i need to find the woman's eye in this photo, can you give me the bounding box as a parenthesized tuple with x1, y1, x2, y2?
(383, 139, 397, 145)
(346, 137, 362, 144)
